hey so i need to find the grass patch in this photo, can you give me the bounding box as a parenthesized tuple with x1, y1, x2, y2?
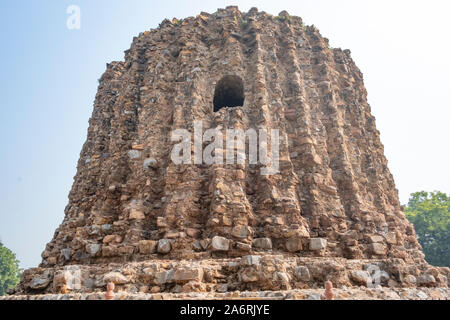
(275, 15, 290, 23)
(240, 18, 248, 28)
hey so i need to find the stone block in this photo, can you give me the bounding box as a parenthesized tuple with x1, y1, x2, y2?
(286, 238, 303, 252)
(154, 270, 174, 285)
(240, 255, 261, 266)
(294, 266, 310, 281)
(350, 270, 371, 286)
(174, 267, 203, 282)
(236, 242, 252, 252)
(157, 239, 172, 254)
(368, 235, 384, 243)
(231, 225, 251, 239)
(253, 238, 272, 250)
(86, 244, 101, 256)
(211, 236, 230, 251)
(309, 238, 327, 250)
(371, 243, 386, 255)
(385, 232, 397, 244)
(129, 208, 145, 220)
(104, 272, 129, 285)
(139, 240, 157, 254)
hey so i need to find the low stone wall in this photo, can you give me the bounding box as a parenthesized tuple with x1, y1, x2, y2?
(12, 254, 449, 295)
(1, 288, 449, 300)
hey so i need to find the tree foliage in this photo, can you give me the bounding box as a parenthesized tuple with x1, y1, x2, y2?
(0, 241, 21, 296)
(404, 191, 450, 267)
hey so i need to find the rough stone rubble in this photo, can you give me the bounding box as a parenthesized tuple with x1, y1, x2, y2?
(10, 6, 449, 299)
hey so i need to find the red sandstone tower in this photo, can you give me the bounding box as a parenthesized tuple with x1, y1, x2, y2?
(14, 7, 448, 295)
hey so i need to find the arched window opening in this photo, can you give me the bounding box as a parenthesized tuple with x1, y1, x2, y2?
(213, 75, 245, 112)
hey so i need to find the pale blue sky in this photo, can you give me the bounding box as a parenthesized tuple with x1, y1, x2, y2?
(0, 0, 449, 268)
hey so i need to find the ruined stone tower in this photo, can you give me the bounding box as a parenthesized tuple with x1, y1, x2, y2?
(15, 7, 449, 296)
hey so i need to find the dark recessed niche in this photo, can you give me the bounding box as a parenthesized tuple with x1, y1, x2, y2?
(213, 75, 245, 112)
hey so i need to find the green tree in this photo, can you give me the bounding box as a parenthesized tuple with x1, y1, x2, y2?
(404, 191, 450, 267)
(0, 241, 21, 295)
